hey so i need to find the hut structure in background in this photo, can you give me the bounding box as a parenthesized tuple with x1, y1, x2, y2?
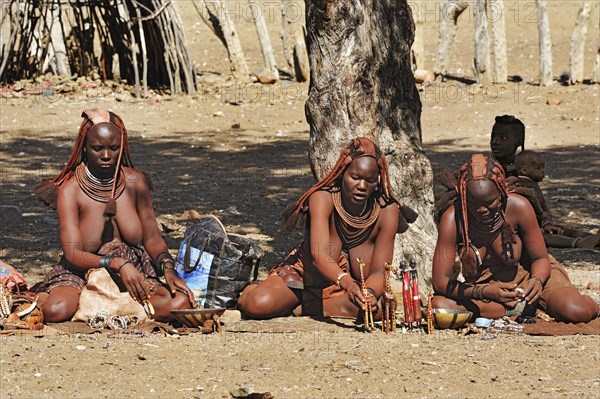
(0, 0, 196, 96)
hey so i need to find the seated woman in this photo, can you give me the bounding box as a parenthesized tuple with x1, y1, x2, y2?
(237, 137, 416, 319)
(432, 154, 599, 323)
(33, 108, 196, 322)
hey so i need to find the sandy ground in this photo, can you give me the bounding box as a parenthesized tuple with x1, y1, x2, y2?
(1, 1, 599, 398)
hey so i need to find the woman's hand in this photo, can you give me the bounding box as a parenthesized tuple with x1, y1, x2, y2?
(164, 268, 197, 308)
(481, 282, 520, 308)
(543, 224, 563, 235)
(519, 277, 543, 305)
(345, 281, 378, 313)
(114, 258, 148, 304)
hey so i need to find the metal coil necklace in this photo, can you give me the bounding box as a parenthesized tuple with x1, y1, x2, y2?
(75, 162, 125, 203)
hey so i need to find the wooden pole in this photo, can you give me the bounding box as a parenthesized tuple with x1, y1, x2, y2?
(569, 1, 592, 84)
(132, 1, 148, 97)
(434, 0, 468, 76)
(248, 0, 278, 80)
(411, 2, 425, 71)
(293, 26, 309, 82)
(490, 0, 507, 83)
(593, 40, 600, 84)
(473, 0, 491, 84)
(537, 0, 553, 85)
(281, 0, 303, 79)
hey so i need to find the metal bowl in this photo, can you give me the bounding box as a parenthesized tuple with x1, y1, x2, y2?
(171, 308, 226, 328)
(432, 308, 473, 329)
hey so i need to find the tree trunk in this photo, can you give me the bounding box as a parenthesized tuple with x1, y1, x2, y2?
(281, 0, 305, 80)
(490, 0, 507, 83)
(410, 3, 425, 71)
(473, 0, 491, 84)
(593, 40, 600, 84)
(193, 0, 249, 81)
(249, 0, 278, 80)
(305, 0, 436, 290)
(537, 0, 553, 85)
(569, 1, 592, 84)
(434, 0, 469, 76)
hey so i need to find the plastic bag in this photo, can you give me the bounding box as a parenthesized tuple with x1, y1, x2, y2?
(175, 216, 262, 309)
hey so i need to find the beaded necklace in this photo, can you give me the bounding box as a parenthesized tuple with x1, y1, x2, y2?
(332, 190, 380, 250)
(75, 162, 125, 203)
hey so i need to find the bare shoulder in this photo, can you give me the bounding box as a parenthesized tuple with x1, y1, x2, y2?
(439, 204, 456, 228)
(123, 167, 149, 190)
(308, 190, 333, 207)
(507, 193, 532, 214)
(380, 202, 399, 218)
(58, 176, 79, 196)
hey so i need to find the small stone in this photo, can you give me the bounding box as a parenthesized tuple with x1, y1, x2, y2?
(180, 210, 202, 220)
(0, 205, 22, 224)
(546, 97, 562, 105)
(414, 69, 435, 84)
(255, 68, 277, 84)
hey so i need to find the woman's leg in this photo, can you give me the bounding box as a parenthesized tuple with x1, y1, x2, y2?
(431, 295, 507, 320)
(545, 287, 599, 323)
(38, 286, 80, 323)
(149, 286, 193, 322)
(237, 275, 300, 319)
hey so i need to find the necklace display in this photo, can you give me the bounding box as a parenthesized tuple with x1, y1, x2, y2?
(75, 163, 125, 203)
(332, 190, 380, 251)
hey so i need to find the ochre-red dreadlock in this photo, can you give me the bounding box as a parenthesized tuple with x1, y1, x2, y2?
(281, 137, 417, 233)
(455, 154, 517, 279)
(34, 108, 149, 216)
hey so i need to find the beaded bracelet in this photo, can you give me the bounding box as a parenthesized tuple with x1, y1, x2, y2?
(99, 255, 113, 269)
(366, 287, 377, 298)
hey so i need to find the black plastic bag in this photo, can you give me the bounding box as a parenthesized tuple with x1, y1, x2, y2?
(174, 216, 263, 309)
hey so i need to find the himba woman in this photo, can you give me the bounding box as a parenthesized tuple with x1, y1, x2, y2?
(432, 154, 599, 323)
(33, 108, 196, 322)
(237, 137, 417, 319)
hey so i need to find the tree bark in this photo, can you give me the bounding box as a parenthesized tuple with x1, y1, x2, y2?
(569, 1, 592, 84)
(305, 0, 436, 289)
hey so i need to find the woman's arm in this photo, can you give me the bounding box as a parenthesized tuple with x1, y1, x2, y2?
(364, 204, 399, 296)
(307, 191, 345, 284)
(134, 170, 195, 305)
(511, 194, 550, 303)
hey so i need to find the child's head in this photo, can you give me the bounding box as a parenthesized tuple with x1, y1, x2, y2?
(515, 150, 545, 182)
(490, 115, 525, 159)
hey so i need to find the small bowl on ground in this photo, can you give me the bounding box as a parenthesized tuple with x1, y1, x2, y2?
(432, 308, 473, 329)
(171, 308, 226, 328)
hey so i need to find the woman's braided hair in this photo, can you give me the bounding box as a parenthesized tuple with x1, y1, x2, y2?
(281, 137, 417, 233)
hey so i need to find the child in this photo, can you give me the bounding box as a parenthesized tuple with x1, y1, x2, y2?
(513, 150, 600, 249)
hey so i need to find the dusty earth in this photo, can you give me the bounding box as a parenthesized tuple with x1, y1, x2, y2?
(1, 1, 599, 398)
